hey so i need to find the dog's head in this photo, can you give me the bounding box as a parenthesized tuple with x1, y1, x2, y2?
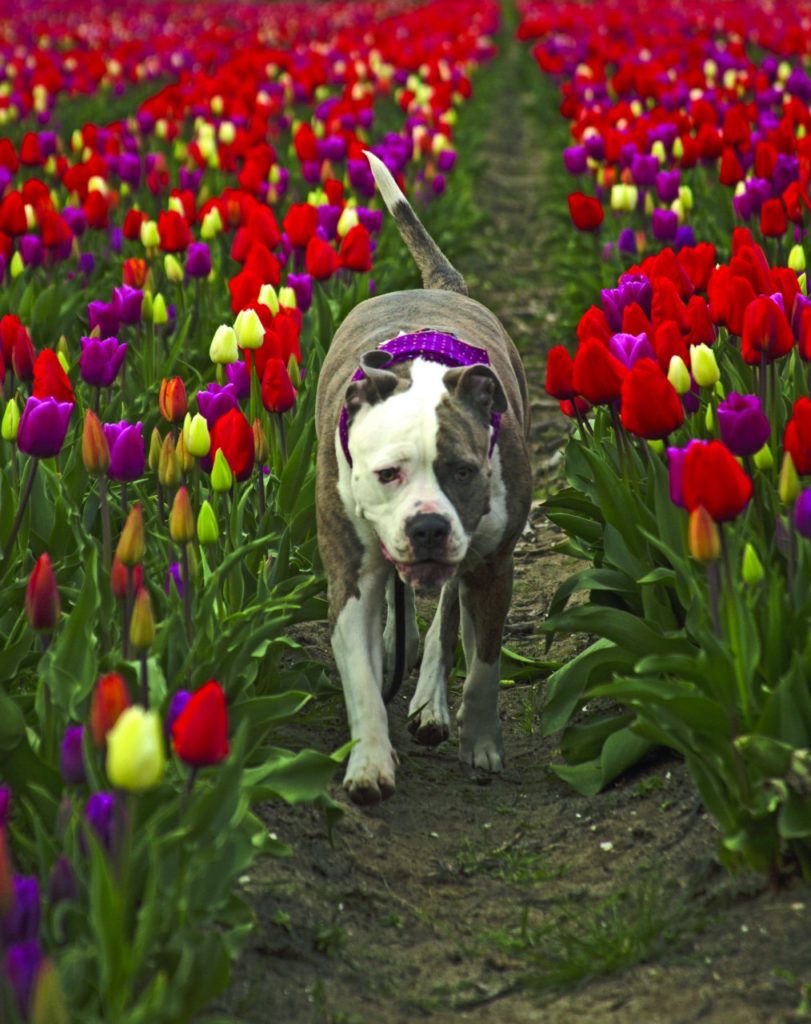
(343, 352, 506, 593)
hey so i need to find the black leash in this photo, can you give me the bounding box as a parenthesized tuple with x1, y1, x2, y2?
(382, 574, 407, 704)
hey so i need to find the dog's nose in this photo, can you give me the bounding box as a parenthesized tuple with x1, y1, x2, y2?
(405, 513, 450, 557)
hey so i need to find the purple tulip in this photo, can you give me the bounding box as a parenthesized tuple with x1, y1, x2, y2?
(112, 285, 143, 326)
(103, 421, 145, 481)
(651, 209, 678, 241)
(225, 360, 250, 400)
(79, 336, 128, 388)
(0, 786, 9, 826)
(61, 206, 86, 237)
(674, 224, 696, 250)
(563, 145, 588, 175)
(87, 300, 120, 337)
(356, 207, 382, 234)
(185, 242, 212, 279)
(164, 562, 184, 598)
(166, 690, 191, 738)
(5, 940, 42, 1019)
(347, 159, 375, 197)
(84, 792, 117, 855)
(601, 275, 652, 331)
(316, 205, 341, 240)
(609, 332, 655, 367)
(583, 133, 604, 160)
(79, 252, 96, 276)
(17, 397, 73, 458)
(59, 726, 86, 786)
(287, 273, 313, 313)
(47, 856, 77, 907)
(794, 489, 811, 538)
(118, 152, 142, 187)
(631, 153, 659, 187)
(197, 384, 238, 429)
(617, 227, 637, 255)
(19, 234, 42, 267)
(655, 170, 681, 203)
(432, 174, 446, 195)
(717, 393, 771, 457)
(667, 440, 706, 507)
(437, 149, 457, 173)
(2, 877, 40, 945)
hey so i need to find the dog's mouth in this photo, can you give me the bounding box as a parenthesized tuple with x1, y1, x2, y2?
(380, 544, 458, 593)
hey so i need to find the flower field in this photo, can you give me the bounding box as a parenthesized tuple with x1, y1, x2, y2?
(2, 0, 811, 1018)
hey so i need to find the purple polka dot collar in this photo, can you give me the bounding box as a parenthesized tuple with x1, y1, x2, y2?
(338, 329, 501, 468)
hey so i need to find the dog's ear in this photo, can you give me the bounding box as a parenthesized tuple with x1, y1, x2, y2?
(443, 363, 507, 418)
(345, 350, 399, 419)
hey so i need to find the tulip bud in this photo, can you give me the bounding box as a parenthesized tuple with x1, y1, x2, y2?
(82, 410, 110, 475)
(800, 273, 807, 297)
(666, 355, 691, 395)
(140, 219, 160, 249)
(176, 429, 195, 472)
(690, 343, 720, 388)
(647, 439, 665, 455)
(211, 448, 233, 491)
(59, 726, 86, 785)
(742, 543, 764, 586)
(754, 443, 774, 470)
(25, 553, 60, 631)
(2, 397, 20, 441)
(116, 504, 145, 567)
(209, 324, 239, 364)
(90, 672, 131, 746)
(151, 293, 169, 325)
(287, 354, 301, 388)
(277, 286, 297, 309)
(158, 433, 181, 488)
(252, 418, 268, 464)
(779, 452, 801, 504)
(10, 251, 24, 278)
(159, 376, 187, 423)
(197, 500, 219, 545)
(233, 308, 265, 350)
(164, 253, 183, 283)
(148, 427, 162, 473)
(688, 505, 721, 563)
(129, 586, 155, 650)
(106, 705, 166, 791)
(111, 556, 143, 601)
(30, 957, 70, 1024)
(141, 290, 153, 321)
(678, 185, 693, 210)
(187, 413, 211, 458)
(257, 283, 280, 314)
(169, 486, 195, 543)
(651, 140, 666, 164)
(673, 138, 684, 160)
(200, 207, 222, 240)
(337, 206, 359, 237)
(705, 402, 715, 432)
(788, 245, 807, 274)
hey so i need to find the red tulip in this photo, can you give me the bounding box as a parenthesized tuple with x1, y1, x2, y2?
(157, 209, 192, 252)
(159, 376, 187, 424)
(305, 236, 341, 280)
(619, 359, 684, 439)
(740, 296, 794, 365)
(228, 268, 262, 314)
(719, 147, 743, 186)
(283, 203, 318, 248)
(32, 350, 75, 404)
(572, 336, 627, 404)
(545, 345, 577, 399)
(684, 296, 716, 347)
(682, 440, 753, 521)
(111, 556, 143, 601)
(209, 407, 255, 481)
(339, 225, 373, 272)
(171, 680, 230, 767)
(653, 320, 689, 373)
(123, 258, 148, 288)
(244, 242, 280, 287)
(25, 554, 60, 631)
(784, 397, 811, 475)
(576, 306, 611, 346)
(760, 198, 787, 238)
(797, 306, 811, 362)
(90, 673, 131, 746)
(261, 358, 297, 413)
(567, 191, 603, 231)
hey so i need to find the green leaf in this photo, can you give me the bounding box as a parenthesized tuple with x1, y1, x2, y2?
(245, 745, 348, 803)
(551, 726, 652, 795)
(542, 639, 637, 736)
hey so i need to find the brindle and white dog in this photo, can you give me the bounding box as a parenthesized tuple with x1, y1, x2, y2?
(315, 151, 531, 805)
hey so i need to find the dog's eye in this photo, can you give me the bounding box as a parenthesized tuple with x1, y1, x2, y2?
(376, 467, 399, 484)
(454, 464, 477, 483)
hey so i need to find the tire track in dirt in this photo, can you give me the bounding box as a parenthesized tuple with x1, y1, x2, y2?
(220, 27, 811, 1024)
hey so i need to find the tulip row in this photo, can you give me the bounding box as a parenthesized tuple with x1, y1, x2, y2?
(0, 0, 500, 1018)
(518, 0, 811, 267)
(516, 3, 811, 874)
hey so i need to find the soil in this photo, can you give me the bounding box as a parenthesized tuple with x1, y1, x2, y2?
(219, 33, 811, 1024)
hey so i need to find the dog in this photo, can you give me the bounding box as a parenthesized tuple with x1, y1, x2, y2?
(315, 150, 532, 805)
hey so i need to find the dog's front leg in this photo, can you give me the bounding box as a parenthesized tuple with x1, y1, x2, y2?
(456, 557, 514, 773)
(331, 565, 398, 804)
(408, 578, 459, 746)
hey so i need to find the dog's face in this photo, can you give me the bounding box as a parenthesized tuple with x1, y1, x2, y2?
(342, 356, 506, 593)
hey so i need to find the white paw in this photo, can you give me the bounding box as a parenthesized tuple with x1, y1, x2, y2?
(344, 741, 398, 805)
(407, 700, 450, 747)
(458, 708, 504, 772)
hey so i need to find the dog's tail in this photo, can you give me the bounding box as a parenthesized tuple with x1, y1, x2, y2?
(364, 150, 467, 295)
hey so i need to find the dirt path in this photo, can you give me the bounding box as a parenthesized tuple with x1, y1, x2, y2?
(221, 33, 811, 1024)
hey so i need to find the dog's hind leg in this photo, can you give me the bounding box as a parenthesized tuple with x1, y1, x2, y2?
(407, 578, 459, 746)
(456, 557, 513, 773)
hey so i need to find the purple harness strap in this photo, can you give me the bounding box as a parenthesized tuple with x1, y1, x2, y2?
(338, 329, 502, 468)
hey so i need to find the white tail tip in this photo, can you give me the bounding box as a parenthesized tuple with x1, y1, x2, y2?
(363, 149, 407, 214)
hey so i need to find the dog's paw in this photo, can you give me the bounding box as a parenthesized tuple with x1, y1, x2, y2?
(458, 708, 504, 772)
(407, 706, 450, 747)
(344, 742, 397, 806)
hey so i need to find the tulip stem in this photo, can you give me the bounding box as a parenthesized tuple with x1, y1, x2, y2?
(276, 413, 288, 463)
(787, 507, 797, 605)
(707, 561, 722, 637)
(2, 456, 38, 562)
(256, 472, 266, 519)
(179, 766, 199, 818)
(124, 567, 134, 660)
(139, 650, 149, 708)
(180, 542, 193, 645)
(99, 476, 112, 575)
